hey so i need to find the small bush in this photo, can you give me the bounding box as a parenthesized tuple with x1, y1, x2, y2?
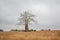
(48, 29, 51, 31)
(0, 29, 3, 31)
(41, 29, 44, 31)
(11, 29, 18, 31)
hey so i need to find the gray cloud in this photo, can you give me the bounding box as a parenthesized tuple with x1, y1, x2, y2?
(0, 0, 60, 31)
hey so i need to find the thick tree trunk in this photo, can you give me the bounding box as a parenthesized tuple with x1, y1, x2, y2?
(25, 18, 29, 31)
(25, 23, 28, 31)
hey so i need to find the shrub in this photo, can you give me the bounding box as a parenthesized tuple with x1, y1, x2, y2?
(41, 29, 44, 31)
(0, 29, 3, 31)
(48, 29, 51, 31)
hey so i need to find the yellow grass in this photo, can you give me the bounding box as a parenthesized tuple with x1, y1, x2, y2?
(0, 30, 60, 40)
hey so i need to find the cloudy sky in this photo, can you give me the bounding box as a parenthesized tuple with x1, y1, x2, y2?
(0, 0, 60, 31)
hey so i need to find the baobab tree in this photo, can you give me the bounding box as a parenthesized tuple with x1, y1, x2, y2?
(18, 11, 36, 31)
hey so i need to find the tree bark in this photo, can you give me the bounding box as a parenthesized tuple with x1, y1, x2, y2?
(25, 18, 29, 31)
(25, 23, 28, 31)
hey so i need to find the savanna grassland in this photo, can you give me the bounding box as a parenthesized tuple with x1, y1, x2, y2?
(0, 30, 60, 40)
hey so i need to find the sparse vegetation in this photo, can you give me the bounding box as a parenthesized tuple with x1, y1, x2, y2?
(11, 29, 36, 32)
(0, 30, 60, 40)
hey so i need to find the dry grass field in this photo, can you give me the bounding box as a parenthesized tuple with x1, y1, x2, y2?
(0, 30, 60, 40)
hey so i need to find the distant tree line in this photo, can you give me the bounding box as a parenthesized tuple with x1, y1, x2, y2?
(10, 29, 51, 32)
(41, 29, 51, 31)
(11, 29, 36, 32)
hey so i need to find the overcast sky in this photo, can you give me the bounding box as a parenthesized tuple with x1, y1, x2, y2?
(0, 0, 60, 31)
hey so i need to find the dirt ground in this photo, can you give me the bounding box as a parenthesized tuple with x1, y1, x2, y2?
(0, 30, 60, 40)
